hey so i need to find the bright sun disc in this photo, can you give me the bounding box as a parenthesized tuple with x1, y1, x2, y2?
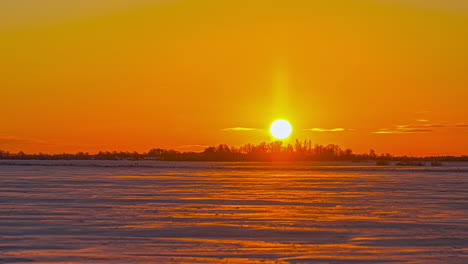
(270, 119, 292, 139)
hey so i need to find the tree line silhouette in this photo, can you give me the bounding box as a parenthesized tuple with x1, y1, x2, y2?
(1, 140, 466, 162)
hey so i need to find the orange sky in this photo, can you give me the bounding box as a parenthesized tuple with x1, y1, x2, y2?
(1, 0, 467, 155)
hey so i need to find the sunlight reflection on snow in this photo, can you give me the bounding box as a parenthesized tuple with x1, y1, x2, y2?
(1, 161, 467, 263)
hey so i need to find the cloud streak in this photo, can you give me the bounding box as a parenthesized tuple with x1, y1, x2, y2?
(373, 123, 468, 134)
(0, 134, 51, 145)
(221, 127, 260, 132)
(374, 128, 432, 134)
(175, 144, 209, 148)
(304, 128, 352, 132)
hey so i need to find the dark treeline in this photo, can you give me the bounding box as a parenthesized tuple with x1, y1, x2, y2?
(1, 140, 467, 162)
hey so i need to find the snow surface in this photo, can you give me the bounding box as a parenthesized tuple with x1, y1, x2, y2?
(1, 161, 467, 263)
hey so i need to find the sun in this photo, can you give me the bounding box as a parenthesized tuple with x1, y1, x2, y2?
(270, 119, 293, 139)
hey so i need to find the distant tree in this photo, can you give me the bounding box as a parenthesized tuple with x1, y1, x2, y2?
(1, 140, 466, 162)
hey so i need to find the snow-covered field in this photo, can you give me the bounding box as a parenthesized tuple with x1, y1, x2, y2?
(1, 161, 467, 263)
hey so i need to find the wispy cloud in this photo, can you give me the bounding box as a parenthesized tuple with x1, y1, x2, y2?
(400, 123, 467, 129)
(174, 144, 209, 151)
(415, 109, 431, 113)
(373, 122, 468, 134)
(374, 128, 432, 134)
(0, 134, 51, 145)
(176, 144, 209, 148)
(304, 128, 352, 132)
(221, 127, 260, 132)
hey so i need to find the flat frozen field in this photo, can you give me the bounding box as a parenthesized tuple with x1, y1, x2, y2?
(1, 161, 467, 263)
